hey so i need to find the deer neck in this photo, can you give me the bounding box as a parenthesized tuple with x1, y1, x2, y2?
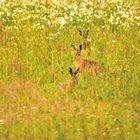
(75, 55, 84, 69)
(75, 55, 82, 63)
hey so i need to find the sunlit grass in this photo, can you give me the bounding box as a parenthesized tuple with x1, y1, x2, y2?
(0, 0, 140, 139)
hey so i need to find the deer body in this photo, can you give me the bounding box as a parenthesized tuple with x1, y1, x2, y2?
(58, 68, 79, 92)
(74, 45, 100, 76)
(79, 30, 91, 50)
(59, 79, 75, 92)
(83, 39, 90, 50)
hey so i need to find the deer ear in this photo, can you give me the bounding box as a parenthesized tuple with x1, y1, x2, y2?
(74, 67, 80, 74)
(79, 45, 82, 50)
(86, 30, 89, 35)
(72, 44, 76, 50)
(69, 67, 73, 76)
(79, 30, 82, 36)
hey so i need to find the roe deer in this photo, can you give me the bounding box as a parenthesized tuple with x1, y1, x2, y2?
(58, 67, 79, 92)
(73, 45, 100, 76)
(79, 30, 91, 50)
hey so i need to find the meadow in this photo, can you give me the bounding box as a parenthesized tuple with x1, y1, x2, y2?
(0, 0, 140, 139)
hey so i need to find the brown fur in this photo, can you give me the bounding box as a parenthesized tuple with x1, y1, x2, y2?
(79, 30, 91, 50)
(58, 68, 79, 92)
(74, 45, 100, 76)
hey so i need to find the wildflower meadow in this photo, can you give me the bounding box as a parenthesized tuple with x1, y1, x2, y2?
(0, 0, 140, 139)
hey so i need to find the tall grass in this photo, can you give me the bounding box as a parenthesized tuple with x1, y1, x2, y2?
(0, 0, 140, 139)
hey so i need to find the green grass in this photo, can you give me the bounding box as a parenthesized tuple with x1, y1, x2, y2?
(0, 1, 140, 140)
